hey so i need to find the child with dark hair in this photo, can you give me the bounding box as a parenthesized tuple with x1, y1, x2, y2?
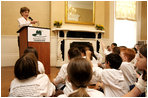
(119, 48, 137, 86)
(112, 47, 120, 55)
(123, 44, 147, 97)
(131, 44, 143, 75)
(131, 43, 142, 65)
(111, 43, 117, 48)
(105, 53, 122, 69)
(53, 47, 82, 95)
(85, 43, 103, 67)
(77, 43, 99, 67)
(91, 53, 129, 97)
(58, 58, 104, 97)
(9, 53, 55, 97)
(24, 47, 45, 74)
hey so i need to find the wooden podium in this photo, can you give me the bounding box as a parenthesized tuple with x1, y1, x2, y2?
(17, 26, 50, 74)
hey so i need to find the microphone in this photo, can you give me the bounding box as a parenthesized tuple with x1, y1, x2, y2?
(29, 17, 33, 21)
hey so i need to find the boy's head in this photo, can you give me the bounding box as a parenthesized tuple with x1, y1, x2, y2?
(14, 53, 39, 80)
(112, 47, 120, 55)
(68, 47, 82, 60)
(139, 44, 147, 58)
(111, 43, 117, 50)
(120, 48, 136, 62)
(107, 45, 111, 51)
(105, 53, 122, 69)
(24, 47, 38, 59)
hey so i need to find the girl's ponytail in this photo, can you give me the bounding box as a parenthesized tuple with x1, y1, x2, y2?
(69, 88, 89, 97)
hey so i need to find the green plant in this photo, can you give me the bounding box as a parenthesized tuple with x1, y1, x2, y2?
(54, 21, 62, 28)
(96, 24, 104, 30)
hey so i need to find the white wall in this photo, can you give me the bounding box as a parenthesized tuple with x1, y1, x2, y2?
(1, 35, 19, 66)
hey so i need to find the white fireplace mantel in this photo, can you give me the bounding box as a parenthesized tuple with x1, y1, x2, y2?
(52, 27, 105, 67)
(52, 27, 105, 33)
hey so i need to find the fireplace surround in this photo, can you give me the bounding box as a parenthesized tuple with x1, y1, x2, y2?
(52, 28, 104, 67)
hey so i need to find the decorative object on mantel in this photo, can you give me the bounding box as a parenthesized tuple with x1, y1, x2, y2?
(54, 21, 62, 28)
(95, 24, 104, 30)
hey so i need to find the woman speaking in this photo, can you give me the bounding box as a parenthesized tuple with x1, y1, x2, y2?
(18, 7, 38, 28)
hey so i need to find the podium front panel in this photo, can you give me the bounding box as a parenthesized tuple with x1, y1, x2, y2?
(28, 42, 50, 74)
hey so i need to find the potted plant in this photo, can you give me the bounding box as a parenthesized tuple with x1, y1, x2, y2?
(96, 24, 104, 30)
(54, 21, 62, 28)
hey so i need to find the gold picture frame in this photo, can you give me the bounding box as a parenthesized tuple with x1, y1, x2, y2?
(65, 1, 95, 25)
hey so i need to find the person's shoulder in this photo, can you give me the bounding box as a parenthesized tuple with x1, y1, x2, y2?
(103, 68, 122, 75)
(120, 62, 133, 68)
(10, 78, 20, 86)
(17, 17, 24, 21)
(37, 74, 49, 80)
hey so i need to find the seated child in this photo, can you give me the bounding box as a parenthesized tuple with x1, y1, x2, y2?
(123, 44, 147, 97)
(24, 47, 45, 74)
(112, 47, 120, 55)
(58, 58, 104, 97)
(91, 53, 129, 97)
(53, 47, 82, 95)
(78, 44, 99, 67)
(100, 40, 117, 55)
(9, 53, 55, 97)
(119, 48, 137, 86)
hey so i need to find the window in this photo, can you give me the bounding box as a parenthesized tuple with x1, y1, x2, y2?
(115, 1, 136, 21)
(114, 1, 137, 48)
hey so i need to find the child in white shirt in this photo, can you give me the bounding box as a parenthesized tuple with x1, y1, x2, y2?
(80, 44, 99, 67)
(119, 48, 137, 86)
(123, 44, 147, 97)
(92, 53, 129, 97)
(24, 47, 45, 74)
(58, 58, 104, 97)
(9, 53, 55, 97)
(53, 47, 82, 95)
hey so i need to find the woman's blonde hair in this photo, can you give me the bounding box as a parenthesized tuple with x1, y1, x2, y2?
(67, 58, 92, 97)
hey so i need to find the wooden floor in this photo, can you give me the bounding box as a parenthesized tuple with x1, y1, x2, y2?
(1, 66, 60, 97)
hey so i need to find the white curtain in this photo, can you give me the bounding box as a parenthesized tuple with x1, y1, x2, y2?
(115, 1, 136, 21)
